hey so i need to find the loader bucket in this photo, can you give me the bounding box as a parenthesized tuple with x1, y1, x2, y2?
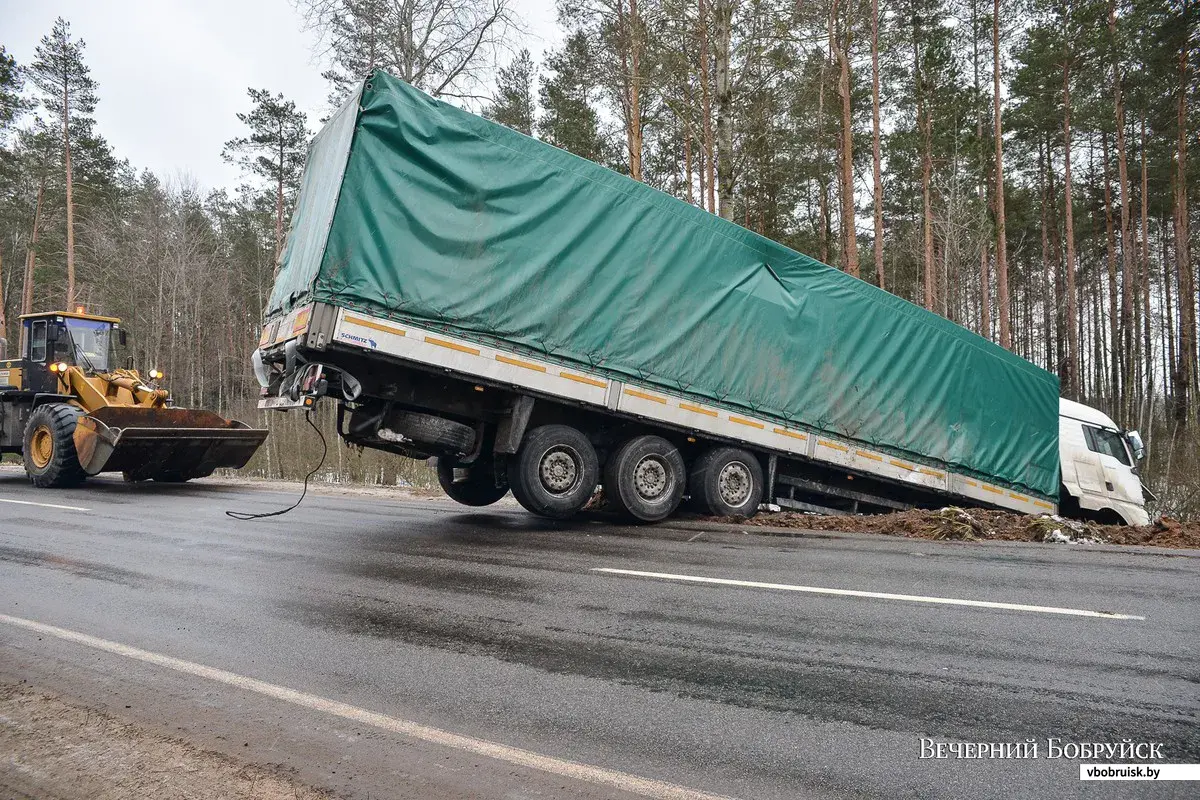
(73, 406, 268, 479)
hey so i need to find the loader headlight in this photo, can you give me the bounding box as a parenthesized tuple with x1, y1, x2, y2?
(148, 368, 163, 380)
(50, 362, 68, 373)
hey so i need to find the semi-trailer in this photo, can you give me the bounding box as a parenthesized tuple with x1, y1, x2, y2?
(253, 71, 1149, 526)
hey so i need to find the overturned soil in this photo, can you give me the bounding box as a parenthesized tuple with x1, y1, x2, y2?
(721, 507, 1200, 550)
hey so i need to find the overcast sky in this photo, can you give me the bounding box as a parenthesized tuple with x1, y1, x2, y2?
(1, 0, 560, 191)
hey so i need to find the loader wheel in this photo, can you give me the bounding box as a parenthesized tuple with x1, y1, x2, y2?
(507, 424, 598, 519)
(436, 457, 509, 506)
(688, 446, 763, 517)
(23, 404, 87, 488)
(603, 435, 686, 523)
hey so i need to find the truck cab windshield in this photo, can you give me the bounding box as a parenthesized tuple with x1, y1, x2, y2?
(64, 318, 117, 373)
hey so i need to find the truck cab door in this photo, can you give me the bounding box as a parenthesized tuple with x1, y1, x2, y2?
(1082, 425, 1141, 504)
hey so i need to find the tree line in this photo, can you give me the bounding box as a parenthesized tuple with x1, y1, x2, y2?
(1, 3, 1197, 516)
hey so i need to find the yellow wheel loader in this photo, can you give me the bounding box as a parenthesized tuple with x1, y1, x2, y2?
(0, 310, 267, 487)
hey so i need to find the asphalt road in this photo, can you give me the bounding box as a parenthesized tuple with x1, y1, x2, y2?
(1, 472, 1197, 799)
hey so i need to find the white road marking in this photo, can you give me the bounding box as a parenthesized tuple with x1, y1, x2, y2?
(0, 497, 90, 512)
(591, 568, 1145, 620)
(0, 614, 735, 800)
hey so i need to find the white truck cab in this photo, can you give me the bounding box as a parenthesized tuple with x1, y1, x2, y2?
(1059, 398, 1149, 526)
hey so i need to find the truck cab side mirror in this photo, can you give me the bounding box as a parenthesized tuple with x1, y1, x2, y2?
(1125, 430, 1145, 461)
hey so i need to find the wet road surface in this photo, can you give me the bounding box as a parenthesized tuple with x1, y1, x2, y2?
(1, 472, 1197, 799)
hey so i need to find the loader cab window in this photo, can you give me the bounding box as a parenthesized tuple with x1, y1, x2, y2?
(29, 320, 47, 362)
(64, 318, 115, 373)
(1082, 424, 1131, 466)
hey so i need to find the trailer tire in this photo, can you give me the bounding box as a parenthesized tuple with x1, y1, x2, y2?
(603, 435, 685, 523)
(436, 457, 509, 506)
(507, 424, 598, 519)
(387, 410, 475, 455)
(23, 403, 87, 488)
(689, 446, 763, 517)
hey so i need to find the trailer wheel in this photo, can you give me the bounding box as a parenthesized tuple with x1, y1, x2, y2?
(436, 457, 509, 506)
(689, 447, 763, 517)
(23, 403, 87, 488)
(507, 425, 598, 519)
(603, 435, 685, 523)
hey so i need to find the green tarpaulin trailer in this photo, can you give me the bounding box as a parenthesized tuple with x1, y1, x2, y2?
(258, 70, 1063, 522)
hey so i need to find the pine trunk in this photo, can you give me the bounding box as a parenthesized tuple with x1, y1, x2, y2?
(1110, 0, 1135, 418)
(699, 0, 715, 213)
(714, 0, 733, 220)
(871, 0, 884, 289)
(836, 1, 858, 277)
(22, 178, 45, 318)
(1140, 117, 1153, 401)
(1173, 26, 1194, 420)
(1102, 132, 1120, 404)
(1062, 56, 1079, 398)
(993, 0, 1010, 349)
(63, 81, 75, 308)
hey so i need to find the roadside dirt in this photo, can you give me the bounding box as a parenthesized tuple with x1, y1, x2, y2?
(725, 506, 1200, 549)
(0, 682, 341, 800)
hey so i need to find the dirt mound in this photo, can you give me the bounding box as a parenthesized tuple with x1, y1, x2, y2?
(725, 507, 1200, 549)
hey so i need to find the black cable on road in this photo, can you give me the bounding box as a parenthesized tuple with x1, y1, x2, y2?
(226, 410, 326, 521)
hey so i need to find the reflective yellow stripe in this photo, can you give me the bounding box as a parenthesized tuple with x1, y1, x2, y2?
(730, 416, 765, 429)
(966, 479, 979, 487)
(889, 458, 915, 470)
(773, 427, 807, 440)
(982, 485, 1004, 495)
(346, 315, 407, 337)
(495, 354, 546, 373)
(917, 468, 945, 479)
(425, 336, 479, 356)
(561, 371, 606, 388)
(1008, 492, 1027, 502)
(626, 388, 667, 404)
(680, 402, 718, 417)
(856, 450, 883, 462)
(819, 439, 849, 452)
(1033, 500, 1055, 510)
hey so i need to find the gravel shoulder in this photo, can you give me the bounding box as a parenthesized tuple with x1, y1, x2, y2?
(0, 682, 341, 800)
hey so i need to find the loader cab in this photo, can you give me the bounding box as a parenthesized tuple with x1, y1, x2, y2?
(18, 311, 125, 379)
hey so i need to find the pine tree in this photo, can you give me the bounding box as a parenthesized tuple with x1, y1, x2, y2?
(26, 17, 98, 308)
(484, 49, 536, 135)
(538, 34, 617, 165)
(222, 89, 309, 267)
(0, 46, 27, 135)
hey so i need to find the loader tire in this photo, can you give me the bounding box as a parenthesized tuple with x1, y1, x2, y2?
(23, 403, 87, 488)
(387, 410, 475, 455)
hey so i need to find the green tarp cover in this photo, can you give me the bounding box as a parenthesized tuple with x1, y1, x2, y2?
(269, 71, 1061, 499)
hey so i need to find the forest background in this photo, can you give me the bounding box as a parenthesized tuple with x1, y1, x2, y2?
(1, 0, 1197, 517)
